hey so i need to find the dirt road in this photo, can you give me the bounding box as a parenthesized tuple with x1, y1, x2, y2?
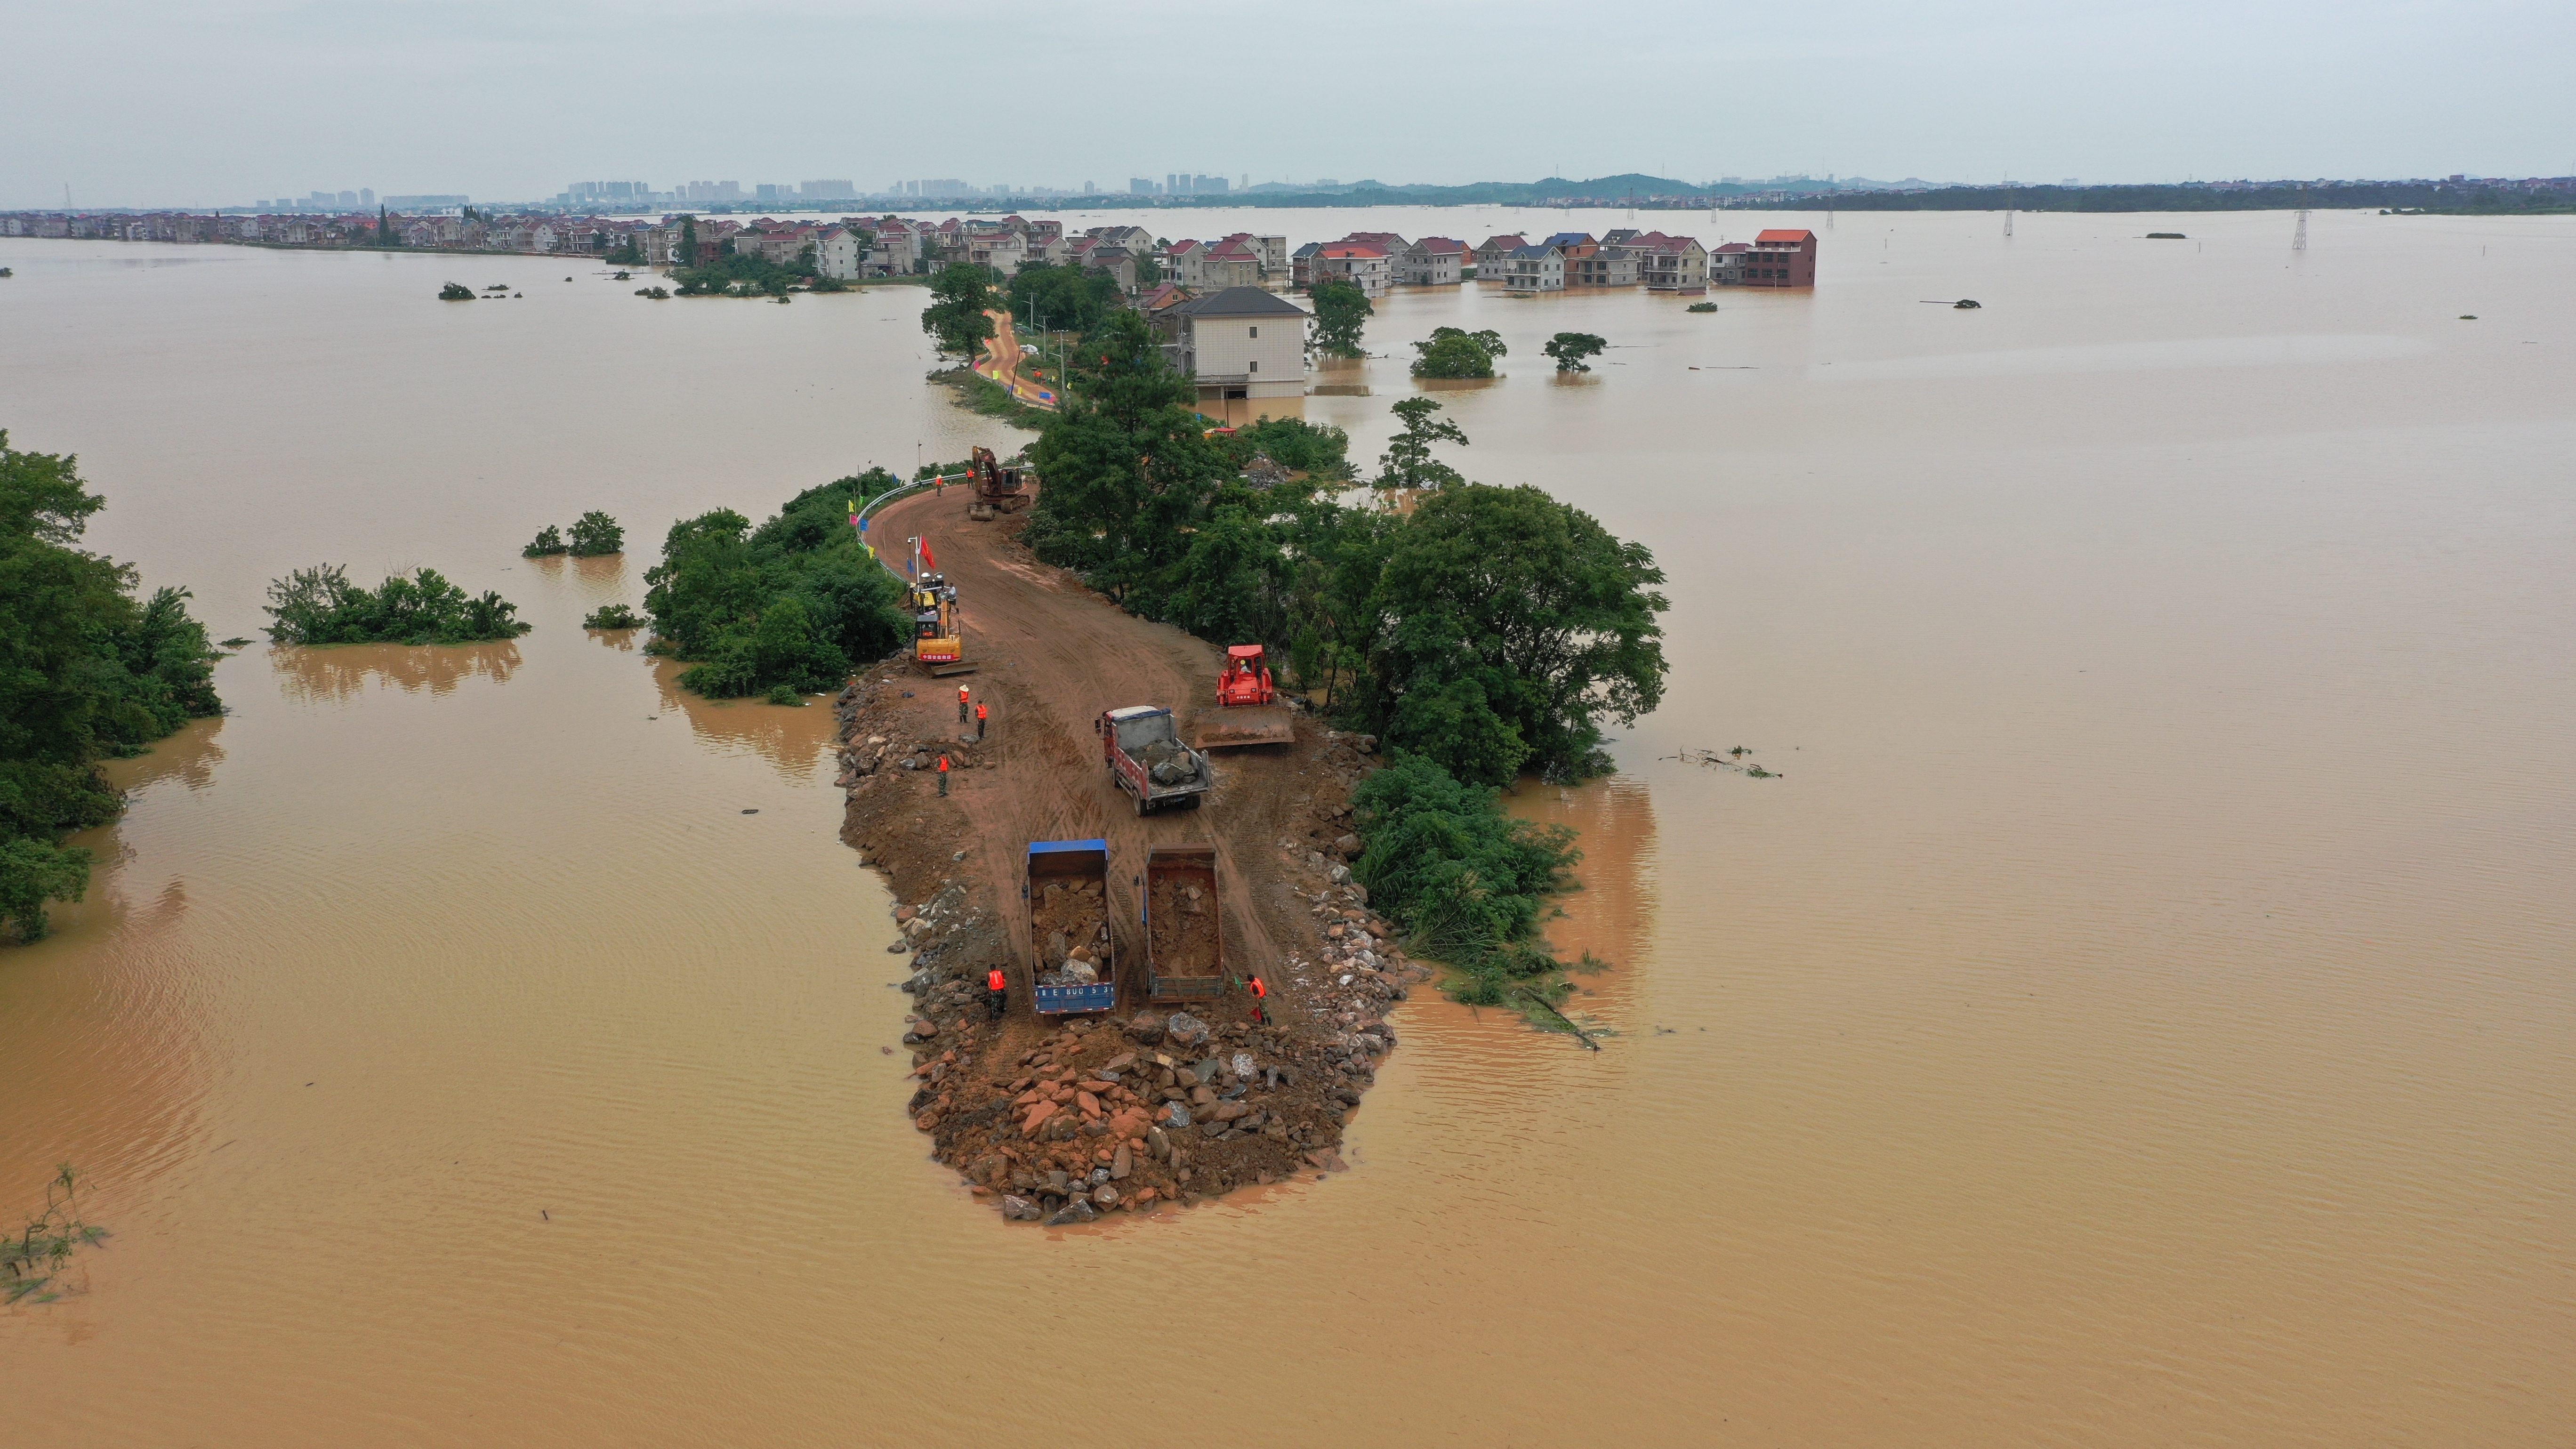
(837, 487, 1421, 1216)
(866, 484, 1329, 1003)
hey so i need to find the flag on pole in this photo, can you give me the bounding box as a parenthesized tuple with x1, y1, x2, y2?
(920, 537, 937, 571)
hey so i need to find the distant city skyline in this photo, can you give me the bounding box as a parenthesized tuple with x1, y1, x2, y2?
(5, 0, 2567, 210)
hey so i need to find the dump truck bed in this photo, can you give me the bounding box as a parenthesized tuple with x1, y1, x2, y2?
(1141, 844, 1223, 1003)
(1024, 839, 1115, 1014)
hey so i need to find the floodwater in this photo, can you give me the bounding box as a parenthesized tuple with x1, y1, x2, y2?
(2, 207, 2570, 1446)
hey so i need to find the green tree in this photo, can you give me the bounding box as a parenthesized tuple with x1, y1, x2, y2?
(920, 264, 1002, 360)
(1006, 261, 1121, 337)
(523, 525, 566, 556)
(439, 282, 474, 300)
(1022, 309, 1230, 601)
(567, 511, 623, 556)
(1310, 278, 1371, 357)
(643, 475, 909, 700)
(0, 432, 221, 940)
(262, 565, 530, 645)
(1543, 331, 1607, 372)
(1374, 397, 1470, 492)
(1409, 326, 1506, 379)
(1356, 484, 1668, 784)
(378, 206, 398, 247)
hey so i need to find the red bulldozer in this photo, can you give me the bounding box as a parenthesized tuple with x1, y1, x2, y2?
(1189, 644, 1296, 750)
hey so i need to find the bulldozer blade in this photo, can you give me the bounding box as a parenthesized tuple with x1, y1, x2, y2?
(1191, 704, 1294, 749)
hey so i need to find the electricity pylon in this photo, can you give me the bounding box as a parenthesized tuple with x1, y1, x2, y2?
(2293, 182, 2309, 252)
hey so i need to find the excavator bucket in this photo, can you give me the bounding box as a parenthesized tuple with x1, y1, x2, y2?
(1190, 703, 1294, 749)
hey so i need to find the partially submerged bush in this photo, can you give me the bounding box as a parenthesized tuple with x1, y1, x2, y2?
(522, 525, 566, 556)
(1352, 755, 1579, 1002)
(583, 603, 642, 629)
(263, 564, 530, 646)
(567, 511, 623, 556)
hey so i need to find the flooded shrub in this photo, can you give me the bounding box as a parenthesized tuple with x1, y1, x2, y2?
(262, 564, 531, 646)
(1, 434, 222, 938)
(645, 470, 910, 699)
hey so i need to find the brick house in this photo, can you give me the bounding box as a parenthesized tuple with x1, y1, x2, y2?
(1738, 228, 1817, 287)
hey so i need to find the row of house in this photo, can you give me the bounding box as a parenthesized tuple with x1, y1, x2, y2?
(1285, 228, 1818, 295)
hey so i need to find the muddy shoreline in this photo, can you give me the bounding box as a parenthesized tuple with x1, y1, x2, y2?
(830, 503, 1430, 1222)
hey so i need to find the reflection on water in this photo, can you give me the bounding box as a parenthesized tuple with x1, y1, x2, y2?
(652, 660, 842, 779)
(1509, 774, 1658, 1030)
(270, 641, 523, 702)
(586, 627, 642, 653)
(111, 716, 226, 794)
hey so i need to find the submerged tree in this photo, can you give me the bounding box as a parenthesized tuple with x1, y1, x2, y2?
(567, 511, 623, 556)
(1543, 331, 1607, 372)
(0, 432, 221, 940)
(1409, 326, 1506, 379)
(1309, 278, 1372, 358)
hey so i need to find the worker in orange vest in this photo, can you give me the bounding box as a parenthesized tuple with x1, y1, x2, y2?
(985, 965, 1008, 1019)
(974, 700, 988, 740)
(957, 684, 970, 724)
(936, 753, 950, 797)
(1247, 973, 1269, 1026)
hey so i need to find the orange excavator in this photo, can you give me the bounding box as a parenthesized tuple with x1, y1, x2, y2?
(1189, 644, 1296, 749)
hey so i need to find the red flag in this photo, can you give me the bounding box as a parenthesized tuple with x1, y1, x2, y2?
(920, 537, 937, 570)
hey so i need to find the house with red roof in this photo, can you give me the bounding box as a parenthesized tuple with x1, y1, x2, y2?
(1733, 228, 1816, 287)
(1397, 236, 1468, 286)
(1312, 242, 1391, 296)
(1627, 231, 1711, 292)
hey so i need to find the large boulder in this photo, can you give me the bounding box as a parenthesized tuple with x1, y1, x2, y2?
(1164, 1012, 1210, 1047)
(1000, 1195, 1043, 1222)
(1045, 1198, 1099, 1227)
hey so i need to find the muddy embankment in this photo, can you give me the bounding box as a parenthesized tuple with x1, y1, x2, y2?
(831, 495, 1433, 1223)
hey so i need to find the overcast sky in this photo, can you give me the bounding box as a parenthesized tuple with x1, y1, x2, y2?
(5, 0, 2568, 208)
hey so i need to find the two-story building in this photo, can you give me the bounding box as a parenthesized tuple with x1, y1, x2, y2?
(1470, 234, 1527, 277)
(1156, 286, 1312, 411)
(1629, 232, 1710, 292)
(1491, 242, 1566, 291)
(1397, 236, 1468, 285)
(1311, 243, 1391, 296)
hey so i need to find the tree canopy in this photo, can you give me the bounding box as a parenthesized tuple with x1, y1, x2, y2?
(1409, 326, 1506, 379)
(920, 264, 1002, 359)
(1310, 279, 1372, 357)
(1373, 397, 1469, 493)
(1543, 332, 1608, 372)
(1006, 261, 1121, 337)
(0, 432, 222, 940)
(263, 566, 531, 646)
(643, 470, 910, 698)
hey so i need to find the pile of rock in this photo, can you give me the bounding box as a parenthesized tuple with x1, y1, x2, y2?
(1140, 737, 1200, 786)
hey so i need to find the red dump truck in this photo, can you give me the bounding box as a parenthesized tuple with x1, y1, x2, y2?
(1138, 844, 1224, 1004)
(1097, 705, 1213, 815)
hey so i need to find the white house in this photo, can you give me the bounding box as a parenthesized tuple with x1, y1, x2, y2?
(1397, 237, 1467, 285)
(1158, 286, 1312, 407)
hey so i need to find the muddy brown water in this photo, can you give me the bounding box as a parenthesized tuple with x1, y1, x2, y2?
(1, 209, 2570, 1445)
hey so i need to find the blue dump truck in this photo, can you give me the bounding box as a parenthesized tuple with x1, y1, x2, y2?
(1024, 839, 1117, 1014)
